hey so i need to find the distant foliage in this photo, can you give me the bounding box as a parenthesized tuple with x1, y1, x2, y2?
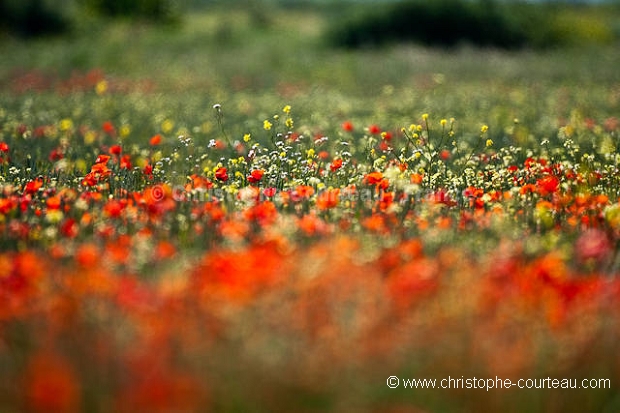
(0, 0, 71, 38)
(79, 0, 178, 22)
(326, 0, 617, 49)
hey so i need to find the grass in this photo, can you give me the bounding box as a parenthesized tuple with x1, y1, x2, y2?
(3, 7, 618, 125)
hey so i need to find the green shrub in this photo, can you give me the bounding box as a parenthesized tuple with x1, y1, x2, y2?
(78, 0, 178, 22)
(326, 0, 528, 49)
(325, 0, 619, 50)
(0, 0, 72, 38)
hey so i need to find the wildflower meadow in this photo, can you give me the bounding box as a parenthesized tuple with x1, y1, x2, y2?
(1, 1, 620, 412)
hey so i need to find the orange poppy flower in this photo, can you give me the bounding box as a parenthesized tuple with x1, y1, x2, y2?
(410, 173, 424, 184)
(386, 258, 439, 311)
(292, 185, 314, 200)
(244, 201, 278, 225)
(149, 134, 162, 146)
(362, 214, 385, 232)
(379, 191, 394, 211)
(45, 195, 61, 210)
(24, 352, 80, 413)
(154, 241, 177, 260)
(364, 171, 384, 185)
(298, 213, 328, 236)
(75, 243, 100, 267)
(0, 197, 16, 214)
(316, 189, 340, 210)
(188, 174, 212, 190)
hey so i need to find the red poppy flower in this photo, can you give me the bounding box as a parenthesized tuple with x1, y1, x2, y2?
(49, 148, 64, 161)
(247, 169, 264, 184)
(120, 155, 132, 169)
(24, 179, 44, 194)
(103, 199, 124, 218)
(263, 187, 277, 198)
(368, 124, 381, 134)
(109, 144, 122, 155)
(81, 174, 98, 187)
(341, 121, 354, 132)
(429, 189, 456, 206)
(215, 167, 228, 182)
(95, 154, 110, 164)
(330, 158, 343, 172)
(0, 142, 8, 152)
(60, 218, 79, 238)
(537, 175, 559, 194)
(102, 121, 116, 136)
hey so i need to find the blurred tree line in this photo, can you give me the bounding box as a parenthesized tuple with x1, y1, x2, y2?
(325, 0, 620, 49)
(0, 0, 72, 37)
(0, 0, 179, 38)
(0, 0, 285, 38)
(1, 0, 618, 49)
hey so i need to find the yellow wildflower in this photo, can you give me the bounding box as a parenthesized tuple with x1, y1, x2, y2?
(84, 130, 96, 145)
(161, 119, 174, 134)
(119, 124, 131, 138)
(59, 119, 73, 132)
(95, 80, 108, 95)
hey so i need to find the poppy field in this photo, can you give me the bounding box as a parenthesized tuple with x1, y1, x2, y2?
(1, 5, 620, 413)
